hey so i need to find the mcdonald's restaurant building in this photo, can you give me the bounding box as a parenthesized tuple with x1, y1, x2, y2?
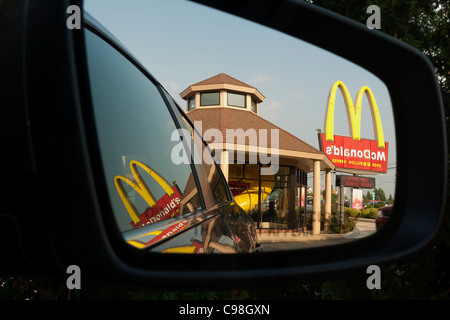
(180, 73, 335, 234)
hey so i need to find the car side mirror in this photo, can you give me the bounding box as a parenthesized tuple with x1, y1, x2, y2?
(0, 0, 446, 289)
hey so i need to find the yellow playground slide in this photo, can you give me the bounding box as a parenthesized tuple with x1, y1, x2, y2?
(232, 178, 274, 213)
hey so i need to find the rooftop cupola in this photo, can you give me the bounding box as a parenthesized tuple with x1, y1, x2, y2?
(180, 73, 265, 114)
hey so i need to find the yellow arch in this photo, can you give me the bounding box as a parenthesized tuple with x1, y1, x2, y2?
(115, 160, 175, 225)
(324, 80, 385, 148)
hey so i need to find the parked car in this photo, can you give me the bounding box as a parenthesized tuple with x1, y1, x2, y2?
(376, 205, 394, 230)
(1, 2, 261, 256)
(85, 11, 263, 254)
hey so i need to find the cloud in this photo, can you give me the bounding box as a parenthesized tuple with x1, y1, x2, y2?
(250, 74, 278, 84)
(162, 80, 179, 92)
(259, 99, 284, 121)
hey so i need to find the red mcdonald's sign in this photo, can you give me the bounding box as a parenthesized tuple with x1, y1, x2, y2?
(320, 134, 389, 173)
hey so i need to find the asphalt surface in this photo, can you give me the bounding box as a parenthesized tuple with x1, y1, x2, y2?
(258, 219, 376, 252)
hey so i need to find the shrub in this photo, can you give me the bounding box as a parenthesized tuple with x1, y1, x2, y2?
(344, 207, 361, 217)
(327, 213, 356, 234)
(361, 207, 377, 219)
(305, 212, 326, 231)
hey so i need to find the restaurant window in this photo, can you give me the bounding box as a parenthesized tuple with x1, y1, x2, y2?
(251, 98, 257, 113)
(200, 91, 220, 106)
(188, 95, 196, 110)
(227, 92, 246, 108)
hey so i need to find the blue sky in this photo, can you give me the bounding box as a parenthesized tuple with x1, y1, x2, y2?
(84, 0, 397, 197)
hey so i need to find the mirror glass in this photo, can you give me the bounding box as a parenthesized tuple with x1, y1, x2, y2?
(84, 0, 396, 253)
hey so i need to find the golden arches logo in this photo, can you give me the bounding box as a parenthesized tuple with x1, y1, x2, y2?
(114, 160, 175, 225)
(324, 80, 385, 149)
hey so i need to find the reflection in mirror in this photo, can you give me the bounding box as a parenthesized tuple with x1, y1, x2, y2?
(84, 0, 396, 253)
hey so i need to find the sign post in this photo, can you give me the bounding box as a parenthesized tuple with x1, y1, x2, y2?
(339, 185, 345, 225)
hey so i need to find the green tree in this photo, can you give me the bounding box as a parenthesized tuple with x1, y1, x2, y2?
(363, 191, 370, 204)
(375, 188, 387, 201)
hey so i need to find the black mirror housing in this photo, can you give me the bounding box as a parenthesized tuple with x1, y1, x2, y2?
(0, 0, 446, 289)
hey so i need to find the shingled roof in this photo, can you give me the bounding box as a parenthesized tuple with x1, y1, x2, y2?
(190, 73, 255, 88)
(187, 107, 323, 155)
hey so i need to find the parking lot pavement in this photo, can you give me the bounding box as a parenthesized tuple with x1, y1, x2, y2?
(258, 219, 376, 252)
(261, 238, 348, 251)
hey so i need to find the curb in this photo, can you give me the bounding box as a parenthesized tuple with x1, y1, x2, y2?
(356, 218, 375, 223)
(342, 227, 360, 239)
